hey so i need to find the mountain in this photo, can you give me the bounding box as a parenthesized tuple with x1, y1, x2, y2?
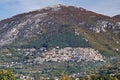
(0, 4, 120, 79)
(0, 4, 120, 55)
(113, 15, 120, 21)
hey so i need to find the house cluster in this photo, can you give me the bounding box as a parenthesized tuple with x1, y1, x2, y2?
(34, 47, 105, 63)
(0, 47, 105, 68)
(19, 74, 34, 80)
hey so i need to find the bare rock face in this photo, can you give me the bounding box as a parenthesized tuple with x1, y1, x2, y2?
(90, 20, 120, 33)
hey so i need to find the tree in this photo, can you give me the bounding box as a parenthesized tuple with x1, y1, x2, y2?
(60, 72, 71, 80)
(0, 69, 16, 80)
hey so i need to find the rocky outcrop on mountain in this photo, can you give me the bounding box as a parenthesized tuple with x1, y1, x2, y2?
(90, 20, 120, 33)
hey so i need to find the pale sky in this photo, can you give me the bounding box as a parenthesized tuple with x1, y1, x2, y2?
(0, 0, 120, 20)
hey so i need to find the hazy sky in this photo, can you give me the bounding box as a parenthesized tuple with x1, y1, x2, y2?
(0, 0, 120, 20)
